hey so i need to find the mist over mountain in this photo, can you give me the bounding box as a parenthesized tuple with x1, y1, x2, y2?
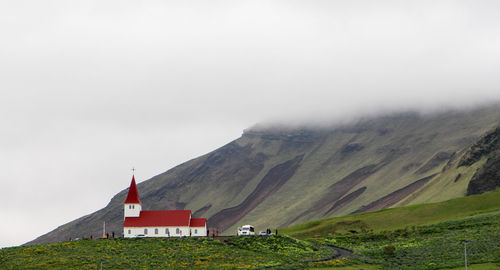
(27, 104, 500, 245)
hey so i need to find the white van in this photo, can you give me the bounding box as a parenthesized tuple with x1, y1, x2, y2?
(237, 225, 255, 236)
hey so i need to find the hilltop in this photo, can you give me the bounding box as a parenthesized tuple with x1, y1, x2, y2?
(28, 104, 500, 245)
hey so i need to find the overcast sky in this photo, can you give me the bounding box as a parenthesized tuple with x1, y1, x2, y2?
(1, 0, 500, 248)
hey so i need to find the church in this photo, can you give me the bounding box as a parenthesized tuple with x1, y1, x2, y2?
(123, 175, 207, 238)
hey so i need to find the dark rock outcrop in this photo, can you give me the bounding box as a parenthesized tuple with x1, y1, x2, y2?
(208, 155, 304, 231)
(459, 126, 500, 167)
(353, 174, 437, 214)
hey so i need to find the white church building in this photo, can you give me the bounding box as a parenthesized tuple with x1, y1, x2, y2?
(123, 175, 207, 238)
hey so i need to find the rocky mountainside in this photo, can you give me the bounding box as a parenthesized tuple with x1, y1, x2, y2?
(27, 105, 500, 245)
(463, 126, 500, 195)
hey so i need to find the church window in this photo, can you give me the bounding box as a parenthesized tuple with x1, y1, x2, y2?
(132, 205, 135, 209)
(144, 228, 148, 235)
(155, 228, 158, 234)
(195, 229, 198, 234)
(165, 228, 170, 235)
(128, 229, 131, 234)
(176, 228, 180, 235)
(129, 205, 131, 209)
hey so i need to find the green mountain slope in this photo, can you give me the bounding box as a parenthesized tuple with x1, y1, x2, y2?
(27, 105, 500, 245)
(396, 124, 500, 206)
(281, 189, 500, 238)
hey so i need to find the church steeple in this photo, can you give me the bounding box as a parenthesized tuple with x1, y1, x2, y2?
(125, 175, 141, 204)
(124, 175, 142, 218)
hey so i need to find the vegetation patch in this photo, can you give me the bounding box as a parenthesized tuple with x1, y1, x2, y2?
(320, 213, 500, 269)
(0, 236, 336, 269)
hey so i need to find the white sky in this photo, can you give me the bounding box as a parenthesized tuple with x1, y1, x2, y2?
(1, 0, 500, 248)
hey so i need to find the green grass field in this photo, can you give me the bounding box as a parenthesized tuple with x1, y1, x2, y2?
(0, 236, 335, 269)
(281, 190, 500, 239)
(319, 213, 500, 269)
(281, 190, 500, 270)
(310, 262, 500, 270)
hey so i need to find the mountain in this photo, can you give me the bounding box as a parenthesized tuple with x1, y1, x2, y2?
(27, 105, 500, 245)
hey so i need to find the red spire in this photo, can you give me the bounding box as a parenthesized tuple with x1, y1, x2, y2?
(124, 175, 141, 204)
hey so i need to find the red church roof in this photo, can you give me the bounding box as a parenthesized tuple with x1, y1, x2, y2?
(189, 218, 206, 228)
(124, 210, 192, 227)
(124, 175, 141, 204)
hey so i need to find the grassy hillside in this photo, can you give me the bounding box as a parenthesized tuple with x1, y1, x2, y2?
(1, 236, 333, 269)
(281, 190, 500, 239)
(319, 212, 500, 269)
(400, 124, 500, 206)
(282, 190, 500, 269)
(28, 105, 500, 245)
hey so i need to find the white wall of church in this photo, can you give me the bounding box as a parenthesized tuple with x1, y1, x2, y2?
(190, 226, 207, 237)
(124, 226, 191, 238)
(124, 203, 141, 218)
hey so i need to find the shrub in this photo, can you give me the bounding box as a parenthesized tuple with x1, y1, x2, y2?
(383, 245, 396, 257)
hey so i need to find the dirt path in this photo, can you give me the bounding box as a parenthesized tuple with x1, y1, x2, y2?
(258, 244, 354, 269)
(327, 245, 353, 259)
(302, 245, 353, 263)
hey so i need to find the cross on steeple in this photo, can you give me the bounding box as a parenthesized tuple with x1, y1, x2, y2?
(132, 167, 135, 175)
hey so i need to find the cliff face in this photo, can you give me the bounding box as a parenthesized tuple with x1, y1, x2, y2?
(27, 105, 500, 245)
(465, 126, 500, 195)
